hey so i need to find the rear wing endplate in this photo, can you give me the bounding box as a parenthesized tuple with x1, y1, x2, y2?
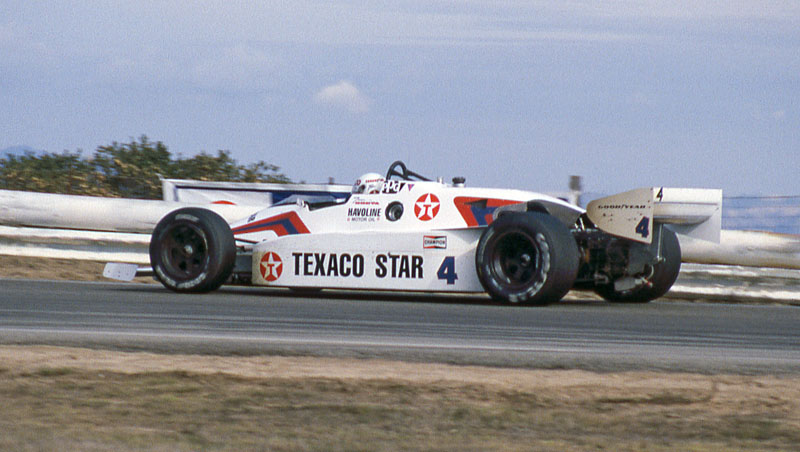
(586, 187, 722, 244)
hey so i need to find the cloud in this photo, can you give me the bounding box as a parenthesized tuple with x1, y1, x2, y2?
(314, 80, 371, 113)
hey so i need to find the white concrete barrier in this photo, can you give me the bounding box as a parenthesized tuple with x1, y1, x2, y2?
(0, 225, 150, 264)
(679, 230, 800, 270)
(0, 189, 260, 233)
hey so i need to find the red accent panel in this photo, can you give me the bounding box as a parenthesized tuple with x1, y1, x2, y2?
(232, 212, 310, 236)
(454, 197, 520, 227)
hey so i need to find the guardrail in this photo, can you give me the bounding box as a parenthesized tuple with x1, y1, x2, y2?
(681, 230, 800, 270)
(0, 225, 150, 264)
(0, 189, 259, 233)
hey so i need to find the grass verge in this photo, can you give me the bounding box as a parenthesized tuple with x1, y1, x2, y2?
(1, 346, 799, 452)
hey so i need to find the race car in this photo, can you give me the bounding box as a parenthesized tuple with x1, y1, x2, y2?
(137, 161, 722, 305)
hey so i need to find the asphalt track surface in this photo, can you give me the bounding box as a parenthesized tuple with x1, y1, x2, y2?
(1, 278, 799, 374)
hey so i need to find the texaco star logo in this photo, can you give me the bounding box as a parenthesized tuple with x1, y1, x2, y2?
(259, 252, 283, 282)
(414, 193, 440, 221)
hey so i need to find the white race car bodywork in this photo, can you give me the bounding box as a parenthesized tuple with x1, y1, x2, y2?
(250, 229, 484, 292)
(136, 161, 722, 304)
(228, 178, 721, 295)
(232, 183, 581, 292)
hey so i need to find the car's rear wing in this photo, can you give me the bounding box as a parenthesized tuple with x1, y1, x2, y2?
(586, 187, 722, 244)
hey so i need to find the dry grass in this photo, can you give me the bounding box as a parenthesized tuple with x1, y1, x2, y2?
(1, 346, 799, 452)
(0, 255, 154, 283)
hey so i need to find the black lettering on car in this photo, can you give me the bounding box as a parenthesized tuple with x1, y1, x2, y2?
(352, 254, 365, 277)
(375, 253, 423, 279)
(398, 254, 410, 278)
(292, 252, 364, 278)
(293, 252, 302, 276)
(340, 254, 351, 277)
(327, 253, 339, 276)
(375, 254, 387, 278)
(412, 255, 423, 279)
(314, 253, 325, 276)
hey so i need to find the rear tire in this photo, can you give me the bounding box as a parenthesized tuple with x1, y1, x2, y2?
(594, 227, 681, 303)
(149, 208, 236, 293)
(476, 212, 579, 305)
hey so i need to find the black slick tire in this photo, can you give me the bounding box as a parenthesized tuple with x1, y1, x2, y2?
(475, 212, 580, 305)
(149, 207, 236, 293)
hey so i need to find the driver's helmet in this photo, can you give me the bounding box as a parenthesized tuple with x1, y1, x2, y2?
(352, 173, 385, 194)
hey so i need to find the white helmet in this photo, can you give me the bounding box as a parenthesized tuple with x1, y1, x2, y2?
(352, 172, 385, 194)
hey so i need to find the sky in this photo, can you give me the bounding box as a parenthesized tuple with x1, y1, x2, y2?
(1, 1, 799, 195)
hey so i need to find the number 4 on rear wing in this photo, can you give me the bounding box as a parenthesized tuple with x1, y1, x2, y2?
(586, 187, 723, 244)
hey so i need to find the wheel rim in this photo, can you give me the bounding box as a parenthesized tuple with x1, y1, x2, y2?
(489, 231, 543, 289)
(159, 222, 209, 280)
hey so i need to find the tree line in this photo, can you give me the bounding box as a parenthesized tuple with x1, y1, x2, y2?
(0, 136, 291, 199)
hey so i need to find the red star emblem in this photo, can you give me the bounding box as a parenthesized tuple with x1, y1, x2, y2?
(259, 252, 283, 282)
(414, 193, 440, 221)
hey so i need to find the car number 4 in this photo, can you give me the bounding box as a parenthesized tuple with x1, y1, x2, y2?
(636, 217, 650, 238)
(437, 256, 458, 285)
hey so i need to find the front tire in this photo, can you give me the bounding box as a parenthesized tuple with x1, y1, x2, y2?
(149, 208, 236, 293)
(476, 212, 579, 305)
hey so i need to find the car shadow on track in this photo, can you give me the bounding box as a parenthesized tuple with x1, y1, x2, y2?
(104, 282, 609, 307)
(222, 286, 610, 307)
